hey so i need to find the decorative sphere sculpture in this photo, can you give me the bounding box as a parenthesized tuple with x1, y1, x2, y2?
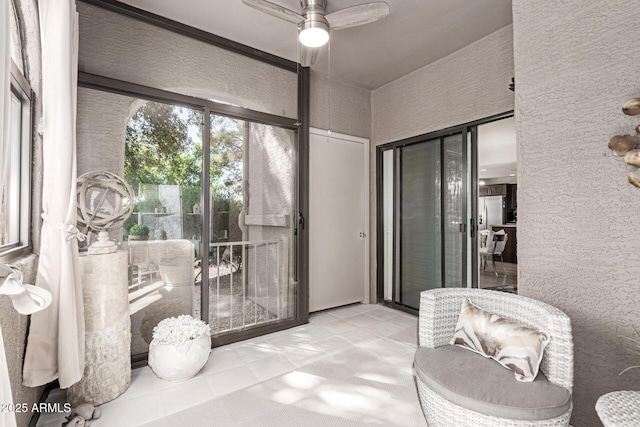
(77, 171, 134, 254)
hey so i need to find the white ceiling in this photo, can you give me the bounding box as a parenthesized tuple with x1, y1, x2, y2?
(117, 0, 513, 90)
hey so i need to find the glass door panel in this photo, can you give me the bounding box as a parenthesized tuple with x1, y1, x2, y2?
(400, 140, 441, 309)
(379, 130, 469, 311)
(476, 117, 518, 292)
(116, 95, 202, 358)
(207, 116, 296, 334)
(382, 149, 394, 301)
(442, 133, 466, 287)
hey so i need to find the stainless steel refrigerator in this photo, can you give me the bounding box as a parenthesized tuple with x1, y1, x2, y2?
(478, 196, 504, 230)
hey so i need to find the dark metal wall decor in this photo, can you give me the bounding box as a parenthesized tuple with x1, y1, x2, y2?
(609, 98, 640, 187)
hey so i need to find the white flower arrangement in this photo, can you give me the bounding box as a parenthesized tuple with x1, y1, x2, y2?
(152, 315, 211, 346)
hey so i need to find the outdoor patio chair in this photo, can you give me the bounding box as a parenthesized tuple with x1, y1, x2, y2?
(414, 288, 573, 427)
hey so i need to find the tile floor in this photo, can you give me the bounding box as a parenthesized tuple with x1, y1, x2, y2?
(37, 304, 426, 427)
(479, 261, 518, 293)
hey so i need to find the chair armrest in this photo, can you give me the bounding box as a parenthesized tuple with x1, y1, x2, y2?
(418, 290, 465, 348)
(539, 310, 574, 393)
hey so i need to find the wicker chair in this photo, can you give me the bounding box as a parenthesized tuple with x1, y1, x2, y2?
(415, 288, 574, 427)
(595, 391, 640, 426)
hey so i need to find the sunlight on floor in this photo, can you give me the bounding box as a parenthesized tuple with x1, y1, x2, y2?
(36, 304, 425, 427)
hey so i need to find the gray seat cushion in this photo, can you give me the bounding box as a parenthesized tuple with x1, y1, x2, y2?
(414, 345, 571, 420)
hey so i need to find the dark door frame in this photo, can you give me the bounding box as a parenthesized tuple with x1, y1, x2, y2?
(470, 112, 516, 290)
(377, 128, 469, 314)
(75, 0, 311, 361)
(79, 78, 307, 364)
(376, 111, 513, 314)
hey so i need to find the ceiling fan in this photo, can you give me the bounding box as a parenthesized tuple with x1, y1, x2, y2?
(242, 0, 390, 66)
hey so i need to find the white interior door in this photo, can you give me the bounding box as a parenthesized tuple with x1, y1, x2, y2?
(309, 128, 368, 312)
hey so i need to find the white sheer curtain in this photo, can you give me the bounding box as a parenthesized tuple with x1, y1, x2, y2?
(1, 1, 18, 423)
(22, 0, 85, 388)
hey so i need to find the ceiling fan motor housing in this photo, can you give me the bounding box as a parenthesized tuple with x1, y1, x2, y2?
(242, 0, 391, 61)
(298, 0, 329, 47)
(300, 0, 330, 29)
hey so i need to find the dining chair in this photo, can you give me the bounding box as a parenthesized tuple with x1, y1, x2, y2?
(479, 230, 508, 276)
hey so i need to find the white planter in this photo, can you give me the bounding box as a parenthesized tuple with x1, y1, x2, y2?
(148, 333, 211, 381)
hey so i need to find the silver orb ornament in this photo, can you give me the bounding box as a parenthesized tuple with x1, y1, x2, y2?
(77, 171, 134, 254)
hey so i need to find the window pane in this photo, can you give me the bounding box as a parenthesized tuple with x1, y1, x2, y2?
(124, 102, 203, 358)
(77, 88, 203, 358)
(0, 93, 22, 247)
(382, 149, 394, 301)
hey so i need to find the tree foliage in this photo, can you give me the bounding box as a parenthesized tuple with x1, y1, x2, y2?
(123, 102, 247, 240)
(125, 103, 202, 190)
(124, 102, 245, 212)
(210, 115, 243, 199)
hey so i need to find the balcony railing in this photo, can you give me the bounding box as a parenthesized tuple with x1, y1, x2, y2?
(207, 239, 286, 333)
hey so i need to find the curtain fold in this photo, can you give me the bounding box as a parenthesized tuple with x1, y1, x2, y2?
(22, 0, 85, 389)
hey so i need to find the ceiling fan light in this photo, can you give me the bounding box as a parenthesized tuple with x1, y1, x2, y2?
(299, 20, 329, 48)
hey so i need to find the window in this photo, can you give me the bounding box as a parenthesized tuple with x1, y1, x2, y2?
(1, 1, 32, 257)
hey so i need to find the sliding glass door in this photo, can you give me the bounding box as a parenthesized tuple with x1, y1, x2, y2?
(77, 86, 300, 361)
(379, 130, 469, 311)
(205, 118, 296, 334)
(399, 139, 442, 308)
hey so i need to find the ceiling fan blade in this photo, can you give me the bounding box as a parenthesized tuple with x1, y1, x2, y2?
(242, 0, 304, 25)
(299, 44, 319, 67)
(326, 1, 390, 30)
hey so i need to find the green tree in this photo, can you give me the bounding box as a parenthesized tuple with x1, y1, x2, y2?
(210, 115, 243, 200)
(125, 103, 246, 194)
(123, 103, 245, 237)
(125, 103, 204, 190)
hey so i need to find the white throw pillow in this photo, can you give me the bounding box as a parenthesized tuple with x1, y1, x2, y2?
(451, 298, 551, 382)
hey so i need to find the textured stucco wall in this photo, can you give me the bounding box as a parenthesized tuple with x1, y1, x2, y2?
(77, 2, 297, 119)
(371, 25, 514, 146)
(0, 255, 40, 427)
(310, 70, 371, 139)
(513, 2, 640, 425)
(369, 25, 515, 300)
(77, 88, 131, 177)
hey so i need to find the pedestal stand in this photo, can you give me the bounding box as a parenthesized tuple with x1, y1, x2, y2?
(67, 250, 131, 406)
